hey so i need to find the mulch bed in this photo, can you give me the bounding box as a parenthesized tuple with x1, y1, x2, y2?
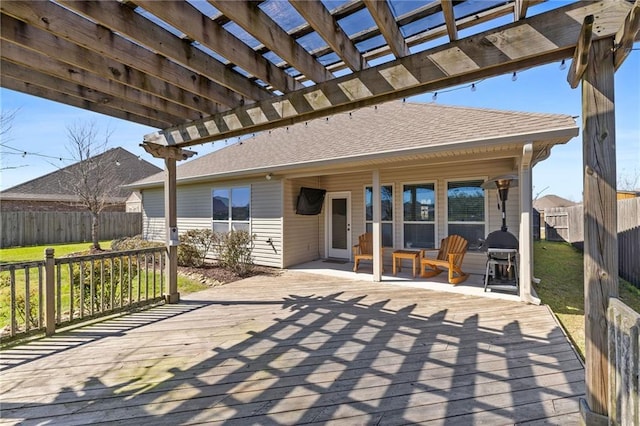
(178, 264, 281, 288)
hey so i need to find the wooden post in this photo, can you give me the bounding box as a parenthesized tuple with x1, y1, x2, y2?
(164, 157, 179, 303)
(519, 143, 539, 304)
(372, 169, 382, 282)
(44, 248, 55, 336)
(582, 36, 619, 420)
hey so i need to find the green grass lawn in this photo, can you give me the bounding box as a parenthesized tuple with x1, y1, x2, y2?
(533, 240, 640, 360)
(0, 241, 112, 263)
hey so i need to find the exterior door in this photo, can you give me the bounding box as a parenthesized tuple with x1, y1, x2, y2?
(326, 192, 351, 259)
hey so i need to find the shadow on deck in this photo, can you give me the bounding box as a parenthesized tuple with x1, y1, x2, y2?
(1, 271, 584, 425)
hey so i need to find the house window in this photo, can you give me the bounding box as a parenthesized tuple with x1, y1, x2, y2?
(447, 180, 485, 249)
(212, 186, 250, 233)
(403, 183, 436, 249)
(365, 185, 393, 247)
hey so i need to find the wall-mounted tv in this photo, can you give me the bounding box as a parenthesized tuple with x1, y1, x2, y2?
(295, 187, 327, 215)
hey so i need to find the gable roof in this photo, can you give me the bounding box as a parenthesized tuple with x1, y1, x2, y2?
(132, 101, 578, 188)
(533, 194, 578, 211)
(1, 147, 162, 202)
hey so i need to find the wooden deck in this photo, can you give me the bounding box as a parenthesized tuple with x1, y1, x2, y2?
(0, 271, 585, 425)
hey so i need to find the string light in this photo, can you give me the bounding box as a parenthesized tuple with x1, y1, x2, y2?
(559, 59, 567, 70)
(1, 144, 74, 161)
(349, 112, 353, 119)
(432, 92, 438, 102)
(511, 72, 517, 82)
(471, 83, 476, 92)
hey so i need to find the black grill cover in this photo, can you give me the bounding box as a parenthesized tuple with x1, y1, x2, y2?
(485, 230, 519, 250)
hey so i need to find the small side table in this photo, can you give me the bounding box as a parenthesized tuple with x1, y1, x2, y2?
(392, 250, 421, 278)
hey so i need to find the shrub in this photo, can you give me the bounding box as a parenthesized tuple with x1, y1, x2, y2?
(71, 256, 137, 313)
(0, 289, 40, 331)
(217, 230, 255, 276)
(178, 229, 218, 267)
(111, 235, 164, 251)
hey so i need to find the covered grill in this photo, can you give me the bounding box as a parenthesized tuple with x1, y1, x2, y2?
(481, 174, 520, 293)
(483, 230, 519, 292)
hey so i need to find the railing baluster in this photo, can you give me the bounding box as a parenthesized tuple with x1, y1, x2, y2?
(145, 254, 149, 301)
(128, 255, 133, 307)
(100, 259, 105, 313)
(152, 252, 157, 300)
(55, 263, 61, 324)
(69, 262, 74, 322)
(119, 255, 124, 308)
(110, 257, 115, 310)
(79, 261, 85, 319)
(137, 255, 141, 303)
(9, 268, 16, 337)
(39, 265, 44, 329)
(24, 266, 31, 332)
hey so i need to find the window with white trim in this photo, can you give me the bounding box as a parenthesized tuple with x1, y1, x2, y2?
(403, 183, 436, 249)
(212, 186, 250, 233)
(447, 180, 485, 250)
(365, 185, 393, 247)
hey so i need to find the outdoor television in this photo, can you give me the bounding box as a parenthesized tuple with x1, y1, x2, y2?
(295, 187, 326, 215)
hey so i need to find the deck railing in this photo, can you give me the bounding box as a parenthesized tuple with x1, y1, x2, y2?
(1, 246, 166, 342)
(608, 297, 640, 425)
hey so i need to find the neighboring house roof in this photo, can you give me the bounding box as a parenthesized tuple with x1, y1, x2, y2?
(533, 194, 578, 211)
(131, 101, 578, 188)
(1, 147, 162, 202)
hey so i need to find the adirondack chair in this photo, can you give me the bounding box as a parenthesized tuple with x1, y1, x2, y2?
(420, 235, 469, 284)
(352, 232, 384, 272)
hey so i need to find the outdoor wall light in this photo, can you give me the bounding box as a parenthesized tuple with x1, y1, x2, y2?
(482, 174, 519, 231)
(265, 173, 273, 181)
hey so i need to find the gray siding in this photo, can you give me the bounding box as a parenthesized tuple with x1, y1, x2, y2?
(282, 177, 323, 268)
(142, 180, 283, 268)
(141, 188, 164, 242)
(251, 180, 283, 268)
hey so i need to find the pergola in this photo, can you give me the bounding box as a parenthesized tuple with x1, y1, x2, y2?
(1, 0, 638, 422)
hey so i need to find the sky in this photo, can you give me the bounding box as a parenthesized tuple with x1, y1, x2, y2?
(1, 34, 638, 203)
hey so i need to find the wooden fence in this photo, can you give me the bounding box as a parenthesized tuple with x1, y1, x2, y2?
(1, 211, 142, 248)
(543, 198, 640, 286)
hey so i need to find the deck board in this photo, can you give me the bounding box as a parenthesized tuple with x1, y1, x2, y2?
(1, 271, 584, 425)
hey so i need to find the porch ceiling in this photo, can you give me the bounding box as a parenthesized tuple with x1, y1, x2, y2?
(0, 1, 634, 148)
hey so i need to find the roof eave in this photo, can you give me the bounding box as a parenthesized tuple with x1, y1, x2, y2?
(130, 124, 578, 190)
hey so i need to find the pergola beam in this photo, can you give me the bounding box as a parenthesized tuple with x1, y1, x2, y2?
(209, 0, 333, 84)
(1, 76, 169, 129)
(614, 0, 640, 70)
(132, 0, 302, 93)
(0, 4, 237, 110)
(1, 41, 207, 122)
(441, 1, 459, 41)
(1, 60, 182, 127)
(144, 1, 630, 148)
(290, 0, 368, 72)
(53, 0, 271, 103)
(514, 0, 531, 21)
(567, 15, 595, 89)
(363, 0, 410, 58)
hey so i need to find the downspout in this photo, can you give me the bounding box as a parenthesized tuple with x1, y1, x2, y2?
(519, 143, 540, 304)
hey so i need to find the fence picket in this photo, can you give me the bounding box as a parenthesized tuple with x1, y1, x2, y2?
(0, 211, 142, 247)
(542, 198, 640, 286)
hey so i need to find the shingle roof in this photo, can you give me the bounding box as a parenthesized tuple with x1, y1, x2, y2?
(533, 194, 578, 211)
(132, 101, 578, 187)
(1, 147, 161, 201)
